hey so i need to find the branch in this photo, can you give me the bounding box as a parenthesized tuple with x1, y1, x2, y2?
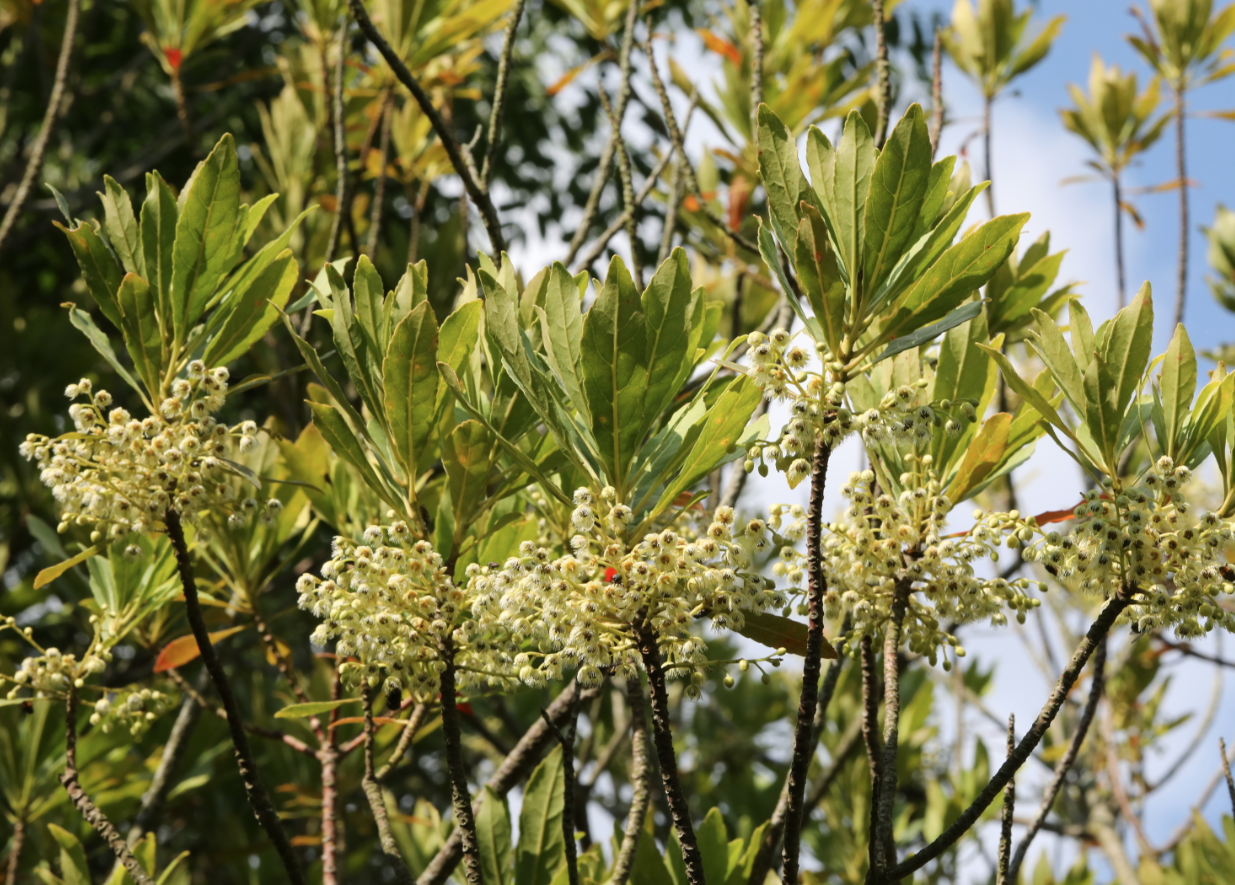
(1222, 737, 1235, 818)
(871, 0, 892, 148)
(165, 667, 316, 756)
(873, 581, 911, 878)
(885, 589, 1133, 882)
(597, 85, 643, 286)
(1101, 699, 1153, 858)
(165, 510, 307, 885)
(362, 687, 415, 884)
(325, 17, 353, 265)
(860, 634, 883, 875)
(366, 91, 396, 255)
(657, 157, 684, 266)
(481, 0, 530, 188)
(377, 703, 431, 780)
(929, 27, 943, 158)
(805, 718, 865, 812)
(4, 817, 24, 885)
(539, 685, 581, 885)
(749, 0, 763, 133)
(997, 716, 1015, 885)
(636, 620, 707, 885)
(347, 0, 506, 256)
(60, 689, 156, 885)
(438, 636, 484, 885)
(0, 0, 80, 255)
(415, 684, 602, 885)
(611, 679, 652, 885)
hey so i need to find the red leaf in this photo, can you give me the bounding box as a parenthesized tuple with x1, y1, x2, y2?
(154, 626, 246, 672)
(163, 48, 183, 71)
(696, 29, 742, 65)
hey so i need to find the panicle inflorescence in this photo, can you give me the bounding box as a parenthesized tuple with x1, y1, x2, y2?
(297, 523, 515, 700)
(19, 362, 276, 545)
(467, 487, 787, 698)
(742, 330, 978, 482)
(1019, 457, 1235, 639)
(89, 687, 176, 736)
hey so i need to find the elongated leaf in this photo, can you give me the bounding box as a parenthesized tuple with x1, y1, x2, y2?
(100, 176, 143, 276)
(732, 609, 835, 658)
(832, 111, 876, 283)
(153, 626, 247, 672)
(794, 207, 846, 354)
(873, 300, 985, 364)
(1026, 310, 1086, 416)
(477, 786, 513, 885)
(117, 273, 163, 396)
(140, 171, 179, 329)
(640, 249, 696, 433)
(56, 221, 124, 329)
(171, 135, 241, 339)
(977, 344, 1075, 439)
(204, 250, 298, 367)
(863, 104, 933, 290)
(273, 698, 361, 719)
(757, 103, 810, 251)
(66, 306, 145, 396)
(384, 302, 440, 482)
(47, 824, 89, 885)
(33, 545, 99, 589)
(539, 262, 589, 418)
(307, 401, 394, 507)
(516, 746, 565, 885)
(444, 420, 492, 534)
(1097, 282, 1154, 420)
(1157, 326, 1196, 459)
(1083, 352, 1123, 467)
(657, 378, 761, 511)
(947, 413, 1011, 502)
(759, 220, 823, 342)
(353, 254, 387, 351)
(580, 256, 648, 488)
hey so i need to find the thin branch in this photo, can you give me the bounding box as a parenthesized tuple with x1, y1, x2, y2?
(1113, 174, 1126, 308)
(348, 0, 506, 256)
(1156, 635, 1235, 669)
(805, 718, 865, 812)
(563, 0, 639, 265)
(1102, 699, 1153, 857)
(997, 715, 1016, 885)
(860, 634, 883, 876)
(1172, 84, 1188, 327)
(929, 27, 943, 158)
(438, 636, 485, 885)
(481, 0, 530, 188)
(60, 689, 156, 885)
(165, 511, 307, 885)
(750, 0, 763, 134)
(165, 667, 316, 756)
(376, 703, 430, 780)
(983, 94, 995, 218)
(320, 738, 340, 885)
(362, 687, 415, 884)
(871, 0, 892, 148)
(415, 684, 603, 885)
(540, 686, 581, 885)
(0, 0, 80, 255)
(781, 438, 837, 884)
(873, 581, 911, 877)
(4, 817, 24, 885)
(366, 91, 395, 255)
(657, 156, 685, 267)
(886, 589, 1133, 882)
(611, 679, 652, 885)
(325, 17, 352, 264)
(1221, 737, 1235, 819)
(637, 620, 707, 885)
(597, 85, 643, 286)
(1160, 732, 1235, 853)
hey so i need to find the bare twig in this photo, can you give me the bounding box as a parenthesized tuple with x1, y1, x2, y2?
(438, 637, 484, 885)
(325, 18, 352, 264)
(598, 85, 643, 286)
(983, 94, 995, 218)
(348, 0, 506, 256)
(1222, 737, 1235, 819)
(1172, 85, 1188, 327)
(540, 685, 581, 885)
(997, 715, 1015, 885)
(887, 589, 1133, 882)
(366, 92, 395, 255)
(637, 619, 707, 885)
(320, 738, 340, 885)
(165, 511, 306, 885)
(362, 687, 415, 883)
(376, 703, 430, 780)
(611, 679, 652, 885)
(1102, 699, 1153, 857)
(929, 27, 943, 158)
(860, 635, 883, 875)
(0, 0, 80, 255)
(871, 0, 892, 148)
(4, 818, 24, 885)
(1113, 174, 1126, 308)
(872, 581, 911, 877)
(781, 436, 836, 884)
(481, 0, 530, 189)
(60, 689, 156, 885)
(165, 667, 316, 757)
(750, 0, 763, 133)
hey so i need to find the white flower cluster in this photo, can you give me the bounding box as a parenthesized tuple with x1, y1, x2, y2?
(5, 646, 105, 699)
(1021, 458, 1235, 639)
(744, 330, 977, 483)
(296, 524, 514, 700)
(467, 488, 786, 698)
(90, 687, 176, 736)
(19, 363, 277, 546)
(810, 465, 1039, 662)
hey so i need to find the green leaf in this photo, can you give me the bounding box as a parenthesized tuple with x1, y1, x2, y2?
(307, 401, 394, 507)
(758, 220, 823, 342)
(477, 786, 513, 885)
(873, 300, 985, 365)
(1026, 309, 1086, 417)
(831, 110, 876, 284)
(539, 262, 589, 419)
(947, 413, 1011, 502)
(732, 609, 835, 658)
(580, 256, 648, 489)
(1097, 281, 1154, 420)
(516, 745, 565, 885)
(66, 306, 145, 398)
(640, 249, 696, 434)
(140, 171, 179, 330)
(33, 546, 99, 590)
(977, 344, 1075, 440)
(863, 104, 933, 290)
(116, 273, 163, 396)
(628, 826, 675, 885)
(170, 134, 241, 340)
(1159, 324, 1196, 459)
(47, 824, 89, 885)
(756, 103, 811, 250)
(384, 302, 440, 483)
(1082, 352, 1123, 467)
(204, 249, 298, 367)
(273, 698, 360, 719)
(794, 206, 846, 354)
(444, 420, 493, 536)
(353, 254, 388, 352)
(56, 220, 124, 329)
(697, 809, 732, 885)
(100, 175, 143, 276)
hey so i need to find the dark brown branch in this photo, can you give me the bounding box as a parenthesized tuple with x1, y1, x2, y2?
(611, 679, 652, 885)
(363, 687, 415, 884)
(805, 719, 865, 812)
(0, 0, 80, 255)
(871, 0, 892, 148)
(861, 635, 883, 876)
(481, 0, 529, 188)
(929, 27, 943, 158)
(997, 715, 1016, 885)
(325, 18, 352, 264)
(539, 685, 581, 885)
(60, 689, 156, 885)
(415, 684, 602, 885)
(637, 620, 707, 885)
(1007, 639, 1105, 883)
(347, 0, 506, 256)
(320, 740, 340, 885)
(597, 85, 642, 286)
(872, 581, 911, 878)
(781, 431, 837, 884)
(439, 637, 485, 885)
(4, 817, 24, 885)
(1156, 635, 1235, 669)
(886, 588, 1133, 882)
(165, 510, 306, 885)
(166, 667, 316, 756)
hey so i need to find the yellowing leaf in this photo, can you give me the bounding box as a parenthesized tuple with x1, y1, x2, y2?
(274, 698, 361, 719)
(34, 546, 100, 590)
(153, 626, 247, 672)
(947, 413, 1011, 503)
